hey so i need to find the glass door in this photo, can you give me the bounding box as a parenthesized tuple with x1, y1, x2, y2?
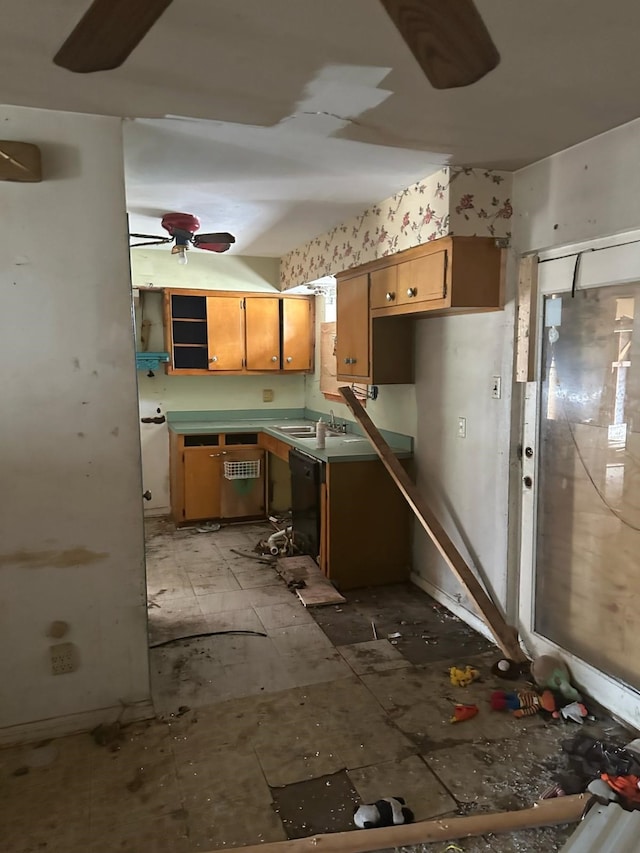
(519, 240, 640, 709)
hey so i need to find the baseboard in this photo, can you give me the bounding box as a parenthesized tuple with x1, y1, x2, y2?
(144, 506, 170, 518)
(410, 572, 497, 647)
(0, 698, 155, 747)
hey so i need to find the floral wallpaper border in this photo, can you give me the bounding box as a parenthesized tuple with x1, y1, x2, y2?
(280, 166, 512, 289)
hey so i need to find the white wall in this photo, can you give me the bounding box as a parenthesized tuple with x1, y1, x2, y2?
(131, 250, 304, 514)
(411, 303, 516, 620)
(303, 296, 417, 436)
(513, 117, 640, 254)
(0, 106, 150, 741)
(131, 248, 280, 292)
(412, 118, 640, 635)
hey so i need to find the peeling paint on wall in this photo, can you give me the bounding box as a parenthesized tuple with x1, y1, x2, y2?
(0, 548, 109, 568)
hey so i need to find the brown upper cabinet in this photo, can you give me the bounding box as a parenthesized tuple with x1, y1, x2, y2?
(336, 236, 503, 384)
(335, 273, 370, 380)
(163, 289, 314, 375)
(367, 236, 503, 318)
(336, 272, 413, 385)
(282, 296, 313, 371)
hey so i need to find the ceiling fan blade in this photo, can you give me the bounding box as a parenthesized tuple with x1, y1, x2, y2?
(193, 233, 236, 246)
(379, 0, 500, 89)
(129, 233, 171, 247)
(54, 0, 173, 73)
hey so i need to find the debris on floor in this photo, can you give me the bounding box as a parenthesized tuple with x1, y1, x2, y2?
(353, 796, 414, 828)
(277, 555, 346, 607)
(450, 703, 479, 723)
(532, 653, 583, 702)
(195, 521, 221, 533)
(491, 687, 556, 718)
(449, 665, 479, 687)
(56, 519, 626, 853)
(146, 587, 166, 608)
(230, 547, 275, 563)
(492, 656, 529, 680)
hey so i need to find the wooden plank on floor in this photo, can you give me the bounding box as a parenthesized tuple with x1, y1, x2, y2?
(339, 386, 527, 664)
(277, 556, 346, 607)
(296, 585, 345, 607)
(203, 794, 591, 853)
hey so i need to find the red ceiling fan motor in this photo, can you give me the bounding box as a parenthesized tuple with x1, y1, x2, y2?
(161, 212, 200, 236)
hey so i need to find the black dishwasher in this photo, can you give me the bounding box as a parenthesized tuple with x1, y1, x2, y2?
(289, 448, 323, 562)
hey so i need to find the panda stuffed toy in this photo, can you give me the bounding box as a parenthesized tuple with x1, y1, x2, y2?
(353, 797, 414, 829)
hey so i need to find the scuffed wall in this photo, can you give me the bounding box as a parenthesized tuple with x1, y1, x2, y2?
(0, 106, 150, 740)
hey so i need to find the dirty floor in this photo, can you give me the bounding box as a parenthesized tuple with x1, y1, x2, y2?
(1, 519, 633, 853)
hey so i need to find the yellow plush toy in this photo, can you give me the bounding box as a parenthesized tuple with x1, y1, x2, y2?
(449, 666, 479, 687)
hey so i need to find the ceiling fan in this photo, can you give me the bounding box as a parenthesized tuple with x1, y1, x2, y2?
(130, 212, 235, 265)
(54, 0, 499, 90)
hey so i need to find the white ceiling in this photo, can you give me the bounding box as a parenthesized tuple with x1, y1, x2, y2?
(4, 0, 640, 255)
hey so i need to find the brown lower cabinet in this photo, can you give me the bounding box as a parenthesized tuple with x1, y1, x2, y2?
(321, 458, 412, 590)
(170, 430, 412, 590)
(170, 432, 265, 522)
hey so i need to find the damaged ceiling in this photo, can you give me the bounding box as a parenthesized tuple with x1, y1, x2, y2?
(4, 0, 640, 254)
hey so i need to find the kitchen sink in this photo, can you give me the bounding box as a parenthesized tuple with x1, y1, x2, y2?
(275, 424, 344, 439)
(277, 424, 316, 435)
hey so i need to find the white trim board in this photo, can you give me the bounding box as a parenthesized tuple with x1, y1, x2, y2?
(0, 699, 155, 747)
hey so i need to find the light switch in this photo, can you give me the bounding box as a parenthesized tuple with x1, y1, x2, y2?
(457, 417, 466, 438)
(491, 376, 502, 399)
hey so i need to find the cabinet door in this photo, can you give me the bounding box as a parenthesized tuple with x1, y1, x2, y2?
(370, 266, 398, 309)
(245, 297, 281, 370)
(206, 296, 245, 370)
(183, 447, 222, 520)
(283, 297, 312, 371)
(336, 274, 369, 379)
(396, 250, 447, 306)
(220, 449, 265, 519)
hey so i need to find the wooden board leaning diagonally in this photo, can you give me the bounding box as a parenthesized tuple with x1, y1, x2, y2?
(338, 386, 527, 663)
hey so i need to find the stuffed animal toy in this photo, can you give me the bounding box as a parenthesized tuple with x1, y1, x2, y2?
(490, 689, 556, 718)
(353, 797, 414, 829)
(449, 665, 479, 687)
(450, 703, 479, 723)
(531, 655, 582, 702)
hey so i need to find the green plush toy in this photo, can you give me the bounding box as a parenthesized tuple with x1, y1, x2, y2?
(531, 654, 582, 703)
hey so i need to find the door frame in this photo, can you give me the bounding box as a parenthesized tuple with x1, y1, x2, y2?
(517, 228, 640, 729)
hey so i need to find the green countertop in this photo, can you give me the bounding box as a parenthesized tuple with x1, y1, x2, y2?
(166, 409, 413, 463)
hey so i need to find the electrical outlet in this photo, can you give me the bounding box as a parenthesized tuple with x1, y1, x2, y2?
(491, 376, 502, 399)
(50, 642, 79, 675)
(457, 417, 467, 438)
(262, 389, 274, 402)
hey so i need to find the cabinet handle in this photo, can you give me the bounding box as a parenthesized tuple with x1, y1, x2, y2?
(271, 356, 278, 362)
(209, 356, 218, 363)
(406, 287, 417, 298)
(209, 451, 227, 457)
(385, 292, 396, 302)
(286, 356, 293, 363)
(343, 357, 357, 365)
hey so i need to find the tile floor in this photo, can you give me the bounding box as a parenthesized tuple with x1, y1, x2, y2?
(1, 519, 633, 853)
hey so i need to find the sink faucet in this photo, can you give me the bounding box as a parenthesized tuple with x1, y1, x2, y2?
(329, 410, 347, 433)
